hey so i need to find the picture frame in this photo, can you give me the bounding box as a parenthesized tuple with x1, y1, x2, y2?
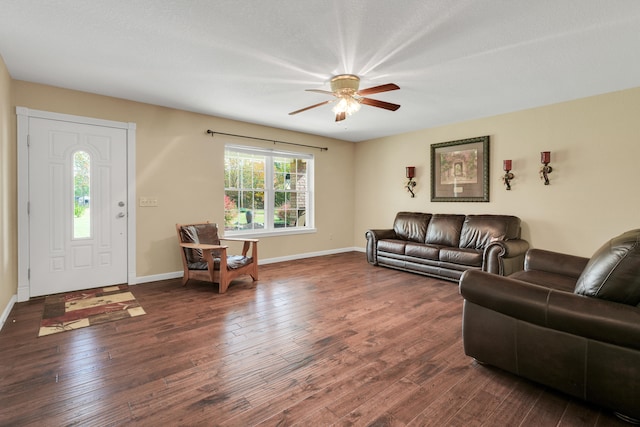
(430, 135, 490, 202)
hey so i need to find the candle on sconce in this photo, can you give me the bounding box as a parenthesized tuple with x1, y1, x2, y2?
(541, 151, 551, 164)
(503, 160, 512, 171)
(406, 166, 415, 179)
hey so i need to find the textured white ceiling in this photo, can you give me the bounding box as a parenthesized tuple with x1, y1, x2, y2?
(2, 1, 640, 142)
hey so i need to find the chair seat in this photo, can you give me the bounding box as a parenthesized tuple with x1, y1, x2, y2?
(227, 255, 253, 269)
(187, 255, 253, 271)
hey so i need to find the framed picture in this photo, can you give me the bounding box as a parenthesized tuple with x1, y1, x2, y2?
(430, 136, 490, 202)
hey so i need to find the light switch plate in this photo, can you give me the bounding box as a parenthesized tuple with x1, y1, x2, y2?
(139, 197, 159, 207)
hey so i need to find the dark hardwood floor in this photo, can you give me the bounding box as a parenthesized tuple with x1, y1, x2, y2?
(0, 252, 629, 426)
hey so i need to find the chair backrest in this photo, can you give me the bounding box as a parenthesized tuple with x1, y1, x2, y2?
(574, 229, 640, 306)
(178, 222, 221, 263)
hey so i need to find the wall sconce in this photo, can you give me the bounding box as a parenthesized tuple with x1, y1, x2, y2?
(503, 160, 514, 190)
(540, 151, 553, 185)
(405, 166, 416, 197)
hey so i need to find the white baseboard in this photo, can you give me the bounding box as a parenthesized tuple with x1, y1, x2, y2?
(17, 284, 29, 302)
(133, 270, 183, 285)
(0, 295, 17, 332)
(133, 247, 364, 284)
(259, 246, 362, 265)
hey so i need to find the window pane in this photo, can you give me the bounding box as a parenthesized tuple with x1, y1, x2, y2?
(73, 151, 91, 239)
(225, 146, 312, 233)
(247, 191, 265, 231)
(224, 190, 239, 231)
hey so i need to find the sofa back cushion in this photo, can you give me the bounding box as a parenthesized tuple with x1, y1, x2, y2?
(393, 212, 432, 243)
(425, 214, 465, 247)
(574, 229, 640, 306)
(459, 215, 521, 249)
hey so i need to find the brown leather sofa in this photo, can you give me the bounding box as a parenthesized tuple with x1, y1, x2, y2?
(459, 229, 640, 423)
(365, 212, 529, 281)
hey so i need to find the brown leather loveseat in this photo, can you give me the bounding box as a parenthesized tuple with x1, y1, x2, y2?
(459, 229, 640, 423)
(365, 212, 529, 281)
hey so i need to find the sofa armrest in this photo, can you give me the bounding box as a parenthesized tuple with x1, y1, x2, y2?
(365, 229, 397, 265)
(525, 249, 589, 279)
(483, 238, 529, 275)
(459, 269, 640, 351)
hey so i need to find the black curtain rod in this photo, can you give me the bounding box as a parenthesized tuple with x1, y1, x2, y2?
(206, 130, 328, 152)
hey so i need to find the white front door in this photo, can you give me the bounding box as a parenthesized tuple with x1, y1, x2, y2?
(28, 117, 128, 296)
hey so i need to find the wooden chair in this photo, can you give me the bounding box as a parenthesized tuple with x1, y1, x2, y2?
(176, 221, 258, 293)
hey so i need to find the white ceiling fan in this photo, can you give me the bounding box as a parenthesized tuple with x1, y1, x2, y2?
(289, 74, 400, 122)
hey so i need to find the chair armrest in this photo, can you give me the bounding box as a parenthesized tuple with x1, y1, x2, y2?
(460, 269, 549, 325)
(219, 237, 258, 258)
(483, 239, 529, 275)
(524, 249, 589, 278)
(459, 269, 640, 351)
(365, 229, 397, 265)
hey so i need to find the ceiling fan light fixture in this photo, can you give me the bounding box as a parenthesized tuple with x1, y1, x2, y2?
(332, 95, 362, 116)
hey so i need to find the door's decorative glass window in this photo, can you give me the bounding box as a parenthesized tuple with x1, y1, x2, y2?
(73, 151, 91, 239)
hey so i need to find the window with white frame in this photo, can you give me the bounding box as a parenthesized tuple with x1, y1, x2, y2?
(224, 145, 313, 234)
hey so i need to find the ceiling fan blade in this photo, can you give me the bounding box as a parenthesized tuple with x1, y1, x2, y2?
(335, 111, 346, 122)
(289, 100, 332, 115)
(360, 97, 401, 111)
(306, 89, 336, 96)
(357, 83, 400, 96)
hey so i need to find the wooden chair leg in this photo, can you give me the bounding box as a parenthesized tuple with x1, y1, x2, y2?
(181, 269, 189, 286)
(219, 276, 231, 294)
(250, 263, 258, 281)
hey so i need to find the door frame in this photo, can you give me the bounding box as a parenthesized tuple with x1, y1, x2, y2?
(16, 107, 137, 302)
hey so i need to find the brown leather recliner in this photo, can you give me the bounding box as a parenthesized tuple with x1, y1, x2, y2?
(459, 229, 640, 423)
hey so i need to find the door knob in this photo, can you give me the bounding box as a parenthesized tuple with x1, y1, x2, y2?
(116, 212, 125, 218)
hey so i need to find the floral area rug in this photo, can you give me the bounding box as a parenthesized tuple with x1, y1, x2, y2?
(38, 284, 146, 337)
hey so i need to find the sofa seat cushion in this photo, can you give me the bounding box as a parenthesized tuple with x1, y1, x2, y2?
(574, 229, 640, 306)
(509, 270, 577, 293)
(440, 247, 483, 267)
(405, 242, 441, 260)
(378, 239, 407, 255)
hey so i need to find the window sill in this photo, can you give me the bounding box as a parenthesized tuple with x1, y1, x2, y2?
(224, 227, 317, 239)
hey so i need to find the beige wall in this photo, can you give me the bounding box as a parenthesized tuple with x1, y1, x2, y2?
(1, 55, 17, 312)
(354, 87, 640, 257)
(4, 72, 640, 302)
(12, 81, 356, 278)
